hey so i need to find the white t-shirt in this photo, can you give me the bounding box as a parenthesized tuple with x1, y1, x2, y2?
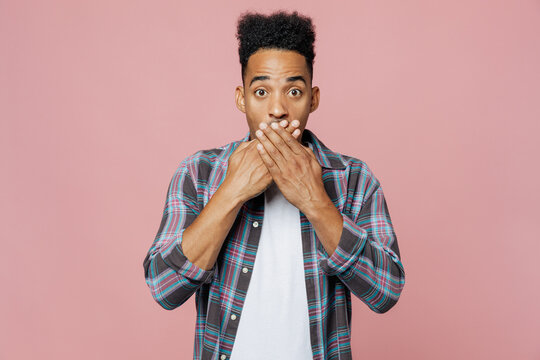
(229, 181, 313, 360)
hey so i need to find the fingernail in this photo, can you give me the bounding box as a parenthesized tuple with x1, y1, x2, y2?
(293, 129, 300, 137)
(291, 120, 300, 127)
(280, 120, 288, 127)
(259, 122, 267, 130)
(271, 122, 278, 129)
(256, 130, 263, 137)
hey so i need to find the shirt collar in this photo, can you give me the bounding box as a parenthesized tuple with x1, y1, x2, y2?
(238, 128, 347, 170)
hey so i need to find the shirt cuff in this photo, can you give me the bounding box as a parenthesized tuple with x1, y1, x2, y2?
(319, 214, 368, 276)
(161, 232, 216, 284)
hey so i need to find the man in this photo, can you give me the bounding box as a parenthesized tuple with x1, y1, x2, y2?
(143, 10, 405, 360)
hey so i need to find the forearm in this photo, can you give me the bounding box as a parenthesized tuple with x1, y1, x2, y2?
(336, 228, 405, 314)
(314, 185, 406, 314)
(143, 167, 248, 310)
(314, 210, 405, 313)
(304, 197, 343, 257)
(181, 181, 244, 271)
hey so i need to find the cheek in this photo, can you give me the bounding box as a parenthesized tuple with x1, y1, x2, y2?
(244, 113, 262, 134)
(292, 97, 312, 113)
(245, 96, 260, 111)
(245, 104, 265, 126)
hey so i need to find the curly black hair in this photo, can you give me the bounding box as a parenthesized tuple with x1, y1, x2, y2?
(235, 10, 316, 85)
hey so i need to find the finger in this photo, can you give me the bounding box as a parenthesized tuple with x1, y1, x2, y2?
(260, 122, 294, 162)
(255, 124, 288, 170)
(280, 120, 310, 156)
(278, 119, 295, 133)
(255, 140, 280, 177)
(279, 119, 301, 139)
(271, 120, 305, 156)
(289, 120, 302, 139)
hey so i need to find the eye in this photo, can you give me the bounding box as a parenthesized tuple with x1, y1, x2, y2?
(289, 89, 302, 97)
(255, 89, 267, 97)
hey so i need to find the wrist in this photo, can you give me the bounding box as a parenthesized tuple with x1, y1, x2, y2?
(303, 193, 335, 221)
(215, 179, 245, 211)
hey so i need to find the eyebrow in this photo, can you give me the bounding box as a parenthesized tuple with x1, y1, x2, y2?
(249, 75, 306, 87)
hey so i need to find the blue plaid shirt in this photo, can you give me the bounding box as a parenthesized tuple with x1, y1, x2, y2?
(143, 128, 406, 360)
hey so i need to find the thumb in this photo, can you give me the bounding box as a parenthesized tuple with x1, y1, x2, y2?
(236, 140, 253, 150)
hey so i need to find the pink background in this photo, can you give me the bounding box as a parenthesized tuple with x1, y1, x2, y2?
(1, 1, 539, 359)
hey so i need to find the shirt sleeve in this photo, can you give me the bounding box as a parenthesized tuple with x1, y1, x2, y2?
(318, 168, 406, 314)
(143, 160, 216, 310)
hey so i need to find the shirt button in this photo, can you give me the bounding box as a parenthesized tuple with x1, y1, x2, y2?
(220, 355, 226, 360)
(230, 314, 237, 320)
(252, 221, 259, 228)
(242, 267, 248, 273)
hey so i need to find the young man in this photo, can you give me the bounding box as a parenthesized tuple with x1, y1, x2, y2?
(143, 10, 405, 360)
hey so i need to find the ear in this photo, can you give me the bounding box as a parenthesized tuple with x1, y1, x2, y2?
(235, 86, 246, 113)
(309, 86, 320, 113)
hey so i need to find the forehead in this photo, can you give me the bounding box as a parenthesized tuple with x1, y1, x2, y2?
(245, 48, 309, 81)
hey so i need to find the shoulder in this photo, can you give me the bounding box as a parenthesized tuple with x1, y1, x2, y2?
(305, 128, 380, 190)
(171, 137, 243, 184)
(332, 150, 381, 200)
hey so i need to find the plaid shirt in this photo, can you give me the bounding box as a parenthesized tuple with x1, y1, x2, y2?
(143, 128, 406, 360)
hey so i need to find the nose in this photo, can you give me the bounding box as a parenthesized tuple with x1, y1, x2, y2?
(268, 93, 288, 120)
